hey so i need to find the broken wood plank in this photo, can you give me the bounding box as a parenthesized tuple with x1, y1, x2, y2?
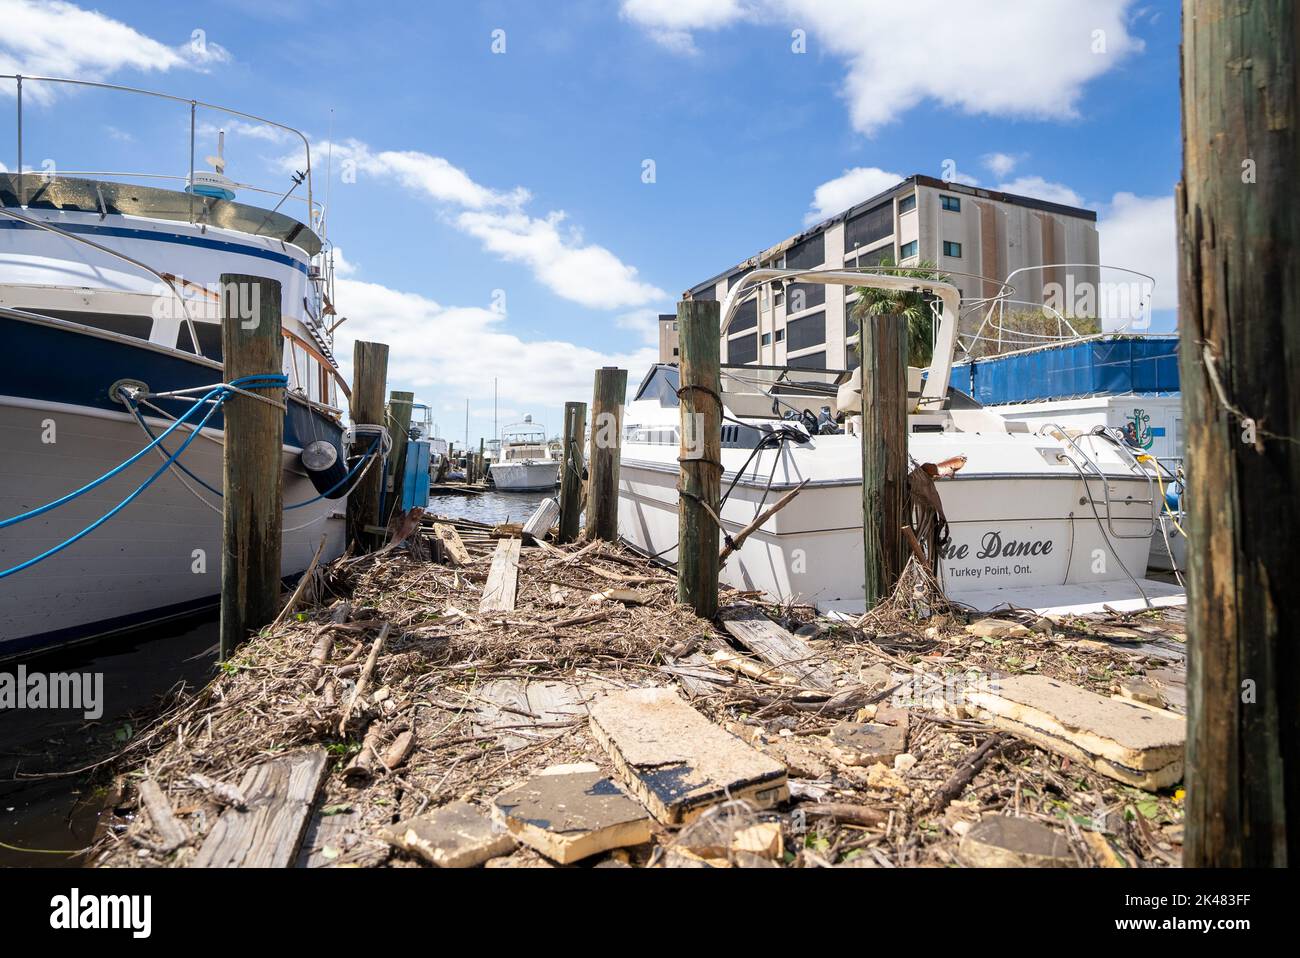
(385, 801, 515, 868)
(719, 605, 834, 690)
(432, 522, 472, 566)
(191, 750, 328, 868)
(479, 538, 522, 613)
(958, 816, 1074, 868)
(137, 778, 188, 853)
(493, 766, 652, 864)
(589, 687, 788, 825)
(522, 497, 560, 542)
(473, 679, 535, 750)
(964, 674, 1185, 790)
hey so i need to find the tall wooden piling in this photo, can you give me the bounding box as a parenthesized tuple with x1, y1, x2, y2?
(219, 273, 284, 660)
(1180, 0, 1299, 866)
(558, 401, 587, 544)
(677, 301, 721, 618)
(346, 341, 389, 553)
(860, 312, 909, 609)
(585, 367, 627, 542)
(384, 390, 414, 524)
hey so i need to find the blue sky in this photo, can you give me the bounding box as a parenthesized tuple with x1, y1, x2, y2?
(0, 0, 1182, 444)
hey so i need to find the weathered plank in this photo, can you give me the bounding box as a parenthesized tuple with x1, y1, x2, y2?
(719, 606, 834, 690)
(522, 497, 561, 542)
(191, 750, 328, 868)
(589, 687, 788, 825)
(493, 766, 652, 864)
(473, 679, 535, 750)
(138, 778, 188, 853)
(479, 538, 522, 613)
(964, 674, 1185, 790)
(385, 801, 515, 868)
(433, 522, 472, 566)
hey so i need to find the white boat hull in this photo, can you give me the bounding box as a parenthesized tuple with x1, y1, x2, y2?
(0, 397, 345, 658)
(619, 431, 1162, 614)
(490, 460, 559, 492)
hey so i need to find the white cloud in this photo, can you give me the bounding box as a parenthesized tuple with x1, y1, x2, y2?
(996, 175, 1085, 208)
(284, 139, 664, 309)
(1097, 191, 1177, 314)
(615, 308, 664, 347)
(805, 166, 904, 223)
(622, 1, 1143, 133)
(0, 1, 225, 102)
(620, 0, 748, 53)
(982, 152, 1021, 178)
(330, 275, 656, 430)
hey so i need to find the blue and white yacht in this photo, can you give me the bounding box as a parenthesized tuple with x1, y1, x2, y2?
(0, 76, 360, 659)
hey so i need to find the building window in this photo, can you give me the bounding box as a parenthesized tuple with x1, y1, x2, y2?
(943, 240, 962, 258)
(787, 310, 826, 352)
(899, 240, 919, 260)
(941, 195, 961, 213)
(728, 332, 758, 365)
(672, 347, 679, 356)
(775, 329, 785, 342)
(731, 298, 757, 332)
(761, 332, 772, 346)
(898, 193, 917, 215)
(785, 232, 825, 271)
(788, 350, 827, 370)
(844, 200, 893, 251)
(785, 282, 826, 314)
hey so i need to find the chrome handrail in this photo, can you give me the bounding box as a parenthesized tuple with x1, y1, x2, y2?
(1039, 422, 1157, 539)
(2, 74, 315, 233)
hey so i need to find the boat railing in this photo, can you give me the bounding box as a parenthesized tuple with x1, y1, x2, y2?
(1, 74, 320, 234)
(1039, 421, 1157, 539)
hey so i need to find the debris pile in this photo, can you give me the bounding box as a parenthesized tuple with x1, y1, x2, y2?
(90, 517, 1188, 868)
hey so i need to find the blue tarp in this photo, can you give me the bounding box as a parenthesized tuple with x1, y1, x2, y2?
(951, 336, 1179, 405)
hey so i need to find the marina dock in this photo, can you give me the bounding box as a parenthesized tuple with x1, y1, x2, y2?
(88, 514, 1188, 869)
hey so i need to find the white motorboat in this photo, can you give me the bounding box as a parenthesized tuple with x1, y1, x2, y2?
(489, 417, 560, 492)
(0, 77, 365, 659)
(618, 267, 1184, 615)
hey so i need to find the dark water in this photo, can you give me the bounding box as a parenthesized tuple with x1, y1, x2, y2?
(0, 616, 217, 867)
(427, 489, 557, 526)
(0, 491, 553, 866)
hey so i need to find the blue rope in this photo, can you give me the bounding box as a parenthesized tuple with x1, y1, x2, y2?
(0, 374, 286, 580)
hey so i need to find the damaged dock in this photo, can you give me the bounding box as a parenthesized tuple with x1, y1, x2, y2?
(89, 513, 1189, 870)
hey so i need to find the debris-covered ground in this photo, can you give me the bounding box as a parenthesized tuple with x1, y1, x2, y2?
(90, 517, 1188, 869)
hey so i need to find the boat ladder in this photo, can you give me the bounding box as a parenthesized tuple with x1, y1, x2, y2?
(1039, 422, 1157, 540)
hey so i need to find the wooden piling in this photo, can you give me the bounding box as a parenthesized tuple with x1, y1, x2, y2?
(346, 341, 389, 553)
(1180, 0, 1300, 866)
(384, 390, 414, 524)
(585, 367, 627, 542)
(219, 273, 285, 660)
(676, 301, 721, 619)
(558, 401, 587, 544)
(860, 312, 909, 609)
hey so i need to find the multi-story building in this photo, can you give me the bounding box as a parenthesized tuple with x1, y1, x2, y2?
(666, 174, 1100, 370)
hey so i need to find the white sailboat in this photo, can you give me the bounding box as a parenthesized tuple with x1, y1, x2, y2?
(618, 268, 1183, 616)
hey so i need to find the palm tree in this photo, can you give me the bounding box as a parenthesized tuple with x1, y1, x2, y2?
(849, 258, 949, 367)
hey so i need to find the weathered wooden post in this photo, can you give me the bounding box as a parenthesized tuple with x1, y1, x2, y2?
(219, 274, 284, 660)
(383, 390, 414, 525)
(346, 341, 389, 552)
(1180, 0, 1299, 867)
(585, 366, 627, 542)
(477, 438, 485, 487)
(677, 301, 721, 618)
(860, 312, 909, 608)
(558, 401, 587, 544)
